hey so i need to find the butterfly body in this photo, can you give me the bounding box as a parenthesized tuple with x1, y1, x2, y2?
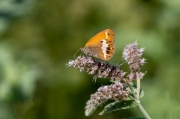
(81, 29, 115, 60)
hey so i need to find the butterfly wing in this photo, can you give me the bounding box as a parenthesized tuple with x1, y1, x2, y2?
(82, 29, 115, 60)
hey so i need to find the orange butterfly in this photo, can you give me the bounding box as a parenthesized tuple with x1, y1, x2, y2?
(81, 29, 115, 60)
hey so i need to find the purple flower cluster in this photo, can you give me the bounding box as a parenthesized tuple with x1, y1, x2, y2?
(123, 42, 146, 72)
(126, 72, 145, 82)
(67, 56, 126, 81)
(84, 82, 129, 116)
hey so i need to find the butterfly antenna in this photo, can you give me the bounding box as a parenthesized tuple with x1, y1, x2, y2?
(74, 48, 81, 58)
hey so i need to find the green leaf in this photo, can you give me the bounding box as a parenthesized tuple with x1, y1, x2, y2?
(139, 89, 144, 98)
(129, 83, 145, 98)
(99, 100, 138, 115)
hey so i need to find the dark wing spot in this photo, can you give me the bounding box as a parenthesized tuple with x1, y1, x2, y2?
(100, 40, 103, 43)
(110, 44, 113, 46)
(107, 32, 111, 36)
(106, 50, 110, 54)
(107, 47, 110, 50)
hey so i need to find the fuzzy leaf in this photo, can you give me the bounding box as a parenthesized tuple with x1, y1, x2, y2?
(99, 100, 138, 115)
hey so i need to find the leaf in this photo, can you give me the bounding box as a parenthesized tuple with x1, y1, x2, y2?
(99, 100, 138, 115)
(129, 83, 145, 98)
(139, 89, 144, 98)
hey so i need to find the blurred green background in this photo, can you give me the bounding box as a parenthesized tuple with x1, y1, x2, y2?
(0, 0, 180, 119)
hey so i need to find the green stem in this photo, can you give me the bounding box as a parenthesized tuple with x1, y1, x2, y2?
(136, 72, 151, 119)
(138, 103, 152, 119)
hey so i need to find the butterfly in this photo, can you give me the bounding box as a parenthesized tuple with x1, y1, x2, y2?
(81, 29, 115, 60)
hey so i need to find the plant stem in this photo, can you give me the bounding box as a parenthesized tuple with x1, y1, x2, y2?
(138, 103, 152, 119)
(136, 74, 140, 101)
(136, 73, 151, 119)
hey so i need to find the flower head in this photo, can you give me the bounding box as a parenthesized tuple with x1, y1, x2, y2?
(67, 56, 125, 81)
(123, 42, 146, 71)
(85, 82, 129, 116)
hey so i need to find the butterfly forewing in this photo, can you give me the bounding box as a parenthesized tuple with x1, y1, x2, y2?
(82, 29, 115, 60)
(84, 29, 114, 46)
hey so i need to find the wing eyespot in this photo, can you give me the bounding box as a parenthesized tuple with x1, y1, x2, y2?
(106, 50, 110, 54)
(107, 32, 111, 36)
(107, 47, 110, 50)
